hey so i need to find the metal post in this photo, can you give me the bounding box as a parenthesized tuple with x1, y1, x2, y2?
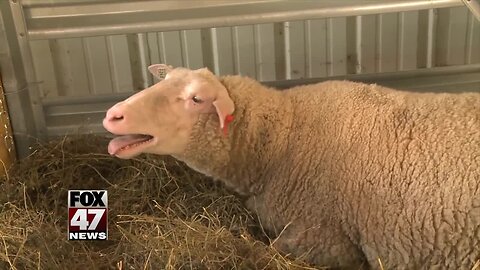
(0, 1, 47, 158)
(462, 0, 480, 21)
(0, 73, 16, 173)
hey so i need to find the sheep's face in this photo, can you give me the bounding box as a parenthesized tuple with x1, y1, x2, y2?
(103, 65, 234, 159)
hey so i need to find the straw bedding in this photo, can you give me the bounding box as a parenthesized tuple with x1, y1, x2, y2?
(0, 135, 317, 270)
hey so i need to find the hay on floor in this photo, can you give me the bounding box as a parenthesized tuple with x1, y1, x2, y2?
(0, 135, 317, 269)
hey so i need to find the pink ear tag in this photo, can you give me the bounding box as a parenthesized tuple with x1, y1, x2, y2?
(222, 114, 234, 136)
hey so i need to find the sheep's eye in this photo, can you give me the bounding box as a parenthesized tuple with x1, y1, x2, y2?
(192, 96, 203, 104)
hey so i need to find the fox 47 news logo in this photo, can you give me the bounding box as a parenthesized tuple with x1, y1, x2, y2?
(68, 190, 108, 240)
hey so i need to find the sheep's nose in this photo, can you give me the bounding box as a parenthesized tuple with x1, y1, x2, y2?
(103, 106, 126, 130)
(105, 108, 124, 122)
(108, 114, 124, 122)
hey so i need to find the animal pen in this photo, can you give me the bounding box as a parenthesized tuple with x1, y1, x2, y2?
(0, 0, 479, 269)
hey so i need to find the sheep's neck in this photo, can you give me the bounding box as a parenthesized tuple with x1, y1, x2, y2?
(175, 76, 293, 196)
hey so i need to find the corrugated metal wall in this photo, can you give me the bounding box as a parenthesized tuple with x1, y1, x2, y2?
(29, 6, 480, 99)
(2, 0, 479, 157)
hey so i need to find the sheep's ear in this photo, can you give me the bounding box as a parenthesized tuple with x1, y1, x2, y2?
(148, 64, 173, 80)
(212, 90, 234, 129)
(194, 67, 235, 130)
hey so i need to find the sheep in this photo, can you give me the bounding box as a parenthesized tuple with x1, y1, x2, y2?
(103, 64, 480, 269)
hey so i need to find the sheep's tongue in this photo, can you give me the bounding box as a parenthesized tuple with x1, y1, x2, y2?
(108, 134, 151, 155)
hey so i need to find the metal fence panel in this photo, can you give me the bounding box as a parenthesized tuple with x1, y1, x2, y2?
(1, 0, 480, 157)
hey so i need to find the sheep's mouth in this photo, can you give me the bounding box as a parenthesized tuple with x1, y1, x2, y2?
(107, 134, 154, 155)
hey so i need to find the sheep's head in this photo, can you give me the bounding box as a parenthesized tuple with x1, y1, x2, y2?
(103, 65, 234, 159)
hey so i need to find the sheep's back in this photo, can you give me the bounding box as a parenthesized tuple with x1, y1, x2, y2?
(280, 80, 480, 268)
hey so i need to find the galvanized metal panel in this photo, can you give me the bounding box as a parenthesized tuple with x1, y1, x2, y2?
(0, 1, 42, 157)
(49, 38, 90, 96)
(271, 64, 480, 94)
(436, 6, 470, 66)
(128, 33, 150, 91)
(201, 28, 236, 75)
(7, 0, 48, 141)
(30, 40, 58, 97)
(83, 36, 114, 95)
(253, 23, 276, 81)
(22, 0, 464, 40)
(159, 31, 184, 68)
(346, 17, 357, 74)
(417, 9, 438, 68)
(146, 32, 161, 65)
(357, 15, 377, 74)
(232, 25, 256, 78)
(466, 12, 480, 64)
(327, 17, 348, 76)
(377, 13, 399, 72)
(181, 30, 204, 70)
(145, 29, 203, 72)
(285, 21, 306, 80)
(211, 27, 235, 76)
(146, 32, 162, 84)
(200, 28, 215, 73)
(398, 11, 419, 70)
(106, 35, 133, 93)
(6, 0, 480, 154)
(24, 5, 480, 100)
(273, 22, 286, 80)
(305, 19, 328, 78)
